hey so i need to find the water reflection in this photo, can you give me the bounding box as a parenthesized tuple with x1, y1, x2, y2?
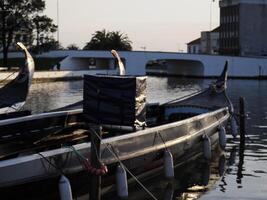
(24, 81, 83, 113)
(236, 142, 245, 186)
(101, 152, 226, 200)
(166, 77, 204, 90)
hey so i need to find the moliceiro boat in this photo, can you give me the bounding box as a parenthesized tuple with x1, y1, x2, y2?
(0, 54, 234, 194)
(0, 43, 34, 115)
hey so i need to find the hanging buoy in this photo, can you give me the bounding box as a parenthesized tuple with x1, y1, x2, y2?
(218, 154, 226, 177)
(202, 163, 210, 186)
(228, 146, 236, 166)
(116, 164, 128, 199)
(58, 175, 73, 200)
(164, 183, 174, 200)
(164, 150, 174, 179)
(231, 117, 238, 138)
(203, 134, 211, 160)
(219, 126, 227, 150)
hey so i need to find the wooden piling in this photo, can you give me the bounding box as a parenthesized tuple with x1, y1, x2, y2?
(239, 97, 246, 143)
(90, 126, 102, 200)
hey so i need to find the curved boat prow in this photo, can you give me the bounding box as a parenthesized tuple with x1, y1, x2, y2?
(0, 42, 35, 113)
(215, 60, 228, 89)
(16, 42, 35, 87)
(111, 50, 125, 75)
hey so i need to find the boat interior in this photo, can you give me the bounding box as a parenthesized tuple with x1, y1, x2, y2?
(0, 102, 213, 161)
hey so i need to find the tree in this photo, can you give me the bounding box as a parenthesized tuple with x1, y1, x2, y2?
(83, 29, 132, 51)
(31, 38, 63, 53)
(32, 15, 57, 53)
(67, 44, 79, 50)
(0, 0, 57, 69)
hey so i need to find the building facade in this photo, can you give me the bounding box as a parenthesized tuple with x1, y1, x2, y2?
(187, 38, 201, 54)
(219, 0, 267, 56)
(187, 27, 219, 54)
(201, 27, 220, 54)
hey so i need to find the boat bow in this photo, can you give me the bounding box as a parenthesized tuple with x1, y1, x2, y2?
(0, 43, 34, 113)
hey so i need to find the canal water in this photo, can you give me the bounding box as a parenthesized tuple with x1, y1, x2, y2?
(22, 77, 267, 200)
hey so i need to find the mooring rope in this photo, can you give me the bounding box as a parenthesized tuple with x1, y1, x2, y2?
(161, 88, 206, 106)
(89, 127, 159, 200)
(38, 152, 65, 175)
(0, 70, 17, 84)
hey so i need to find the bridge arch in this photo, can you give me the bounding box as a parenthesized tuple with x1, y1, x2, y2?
(145, 58, 205, 77)
(165, 59, 204, 77)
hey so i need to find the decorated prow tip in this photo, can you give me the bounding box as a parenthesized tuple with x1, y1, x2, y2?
(16, 42, 27, 51)
(111, 49, 126, 76)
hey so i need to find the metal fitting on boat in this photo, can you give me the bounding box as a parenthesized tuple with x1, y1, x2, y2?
(164, 150, 174, 179)
(203, 134, 211, 160)
(58, 175, 73, 200)
(219, 126, 227, 150)
(116, 164, 128, 198)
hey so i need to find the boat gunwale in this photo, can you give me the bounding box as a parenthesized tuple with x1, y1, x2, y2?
(0, 108, 83, 126)
(0, 107, 229, 167)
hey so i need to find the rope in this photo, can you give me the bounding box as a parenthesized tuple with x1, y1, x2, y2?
(198, 120, 207, 138)
(38, 152, 65, 175)
(215, 114, 222, 128)
(0, 70, 17, 84)
(89, 127, 159, 200)
(67, 145, 108, 175)
(158, 132, 169, 153)
(162, 88, 206, 106)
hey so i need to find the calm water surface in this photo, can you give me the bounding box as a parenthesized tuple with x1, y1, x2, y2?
(23, 77, 267, 200)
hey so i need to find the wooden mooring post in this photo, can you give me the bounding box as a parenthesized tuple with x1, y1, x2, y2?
(90, 126, 102, 200)
(239, 97, 246, 143)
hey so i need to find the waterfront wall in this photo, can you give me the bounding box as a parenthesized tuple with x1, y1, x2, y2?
(0, 69, 117, 84)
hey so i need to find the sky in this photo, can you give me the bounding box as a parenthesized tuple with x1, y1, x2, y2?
(43, 0, 220, 52)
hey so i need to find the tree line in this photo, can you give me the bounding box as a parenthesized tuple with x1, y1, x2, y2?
(0, 0, 132, 70)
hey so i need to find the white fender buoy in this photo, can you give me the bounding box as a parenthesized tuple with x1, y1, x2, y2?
(164, 150, 174, 179)
(228, 147, 236, 166)
(164, 183, 174, 200)
(231, 117, 238, 138)
(58, 175, 73, 200)
(219, 126, 227, 150)
(218, 154, 226, 177)
(203, 134, 211, 160)
(116, 164, 128, 198)
(202, 164, 210, 186)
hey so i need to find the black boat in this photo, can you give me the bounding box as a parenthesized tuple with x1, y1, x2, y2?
(0, 53, 234, 196)
(0, 43, 35, 115)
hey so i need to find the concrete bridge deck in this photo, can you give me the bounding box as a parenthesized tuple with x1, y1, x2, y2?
(2, 50, 267, 79)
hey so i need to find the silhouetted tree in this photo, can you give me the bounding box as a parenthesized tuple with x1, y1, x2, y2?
(31, 38, 63, 53)
(0, 0, 57, 69)
(32, 15, 57, 53)
(67, 44, 79, 50)
(83, 29, 132, 51)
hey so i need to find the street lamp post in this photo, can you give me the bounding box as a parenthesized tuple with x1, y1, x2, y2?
(140, 46, 146, 51)
(57, 0, 60, 43)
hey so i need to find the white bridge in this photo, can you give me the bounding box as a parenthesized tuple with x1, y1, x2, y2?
(4, 50, 267, 78)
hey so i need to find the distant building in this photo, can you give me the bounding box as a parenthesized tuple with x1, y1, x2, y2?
(187, 38, 201, 54)
(187, 27, 219, 54)
(219, 0, 267, 56)
(201, 27, 220, 54)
